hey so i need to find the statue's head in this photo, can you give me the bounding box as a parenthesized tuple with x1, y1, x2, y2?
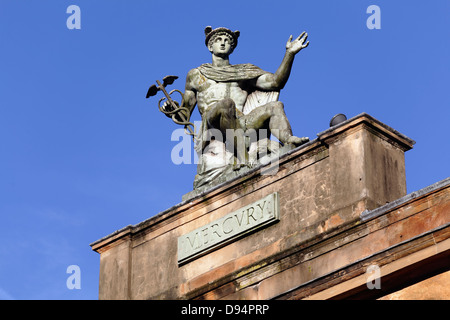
(205, 26, 240, 55)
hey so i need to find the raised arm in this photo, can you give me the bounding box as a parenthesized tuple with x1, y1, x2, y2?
(255, 32, 309, 91)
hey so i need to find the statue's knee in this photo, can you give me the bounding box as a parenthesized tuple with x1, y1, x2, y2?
(220, 98, 235, 110)
(218, 98, 236, 118)
(273, 101, 284, 109)
(269, 101, 284, 113)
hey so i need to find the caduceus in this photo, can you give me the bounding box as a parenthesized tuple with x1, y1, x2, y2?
(146, 75, 196, 140)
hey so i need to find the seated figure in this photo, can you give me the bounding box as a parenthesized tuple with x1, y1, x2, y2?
(164, 26, 310, 190)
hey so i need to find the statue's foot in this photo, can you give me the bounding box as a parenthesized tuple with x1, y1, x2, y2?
(286, 136, 309, 146)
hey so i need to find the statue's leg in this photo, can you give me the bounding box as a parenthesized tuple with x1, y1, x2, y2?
(204, 98, 246, 169)
(244, 101, 309, 146)
(205, 98, 238, 133)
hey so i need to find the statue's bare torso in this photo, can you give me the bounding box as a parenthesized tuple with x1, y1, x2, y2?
(186, 68, 249, 115)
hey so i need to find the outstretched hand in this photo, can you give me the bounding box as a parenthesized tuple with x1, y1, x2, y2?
(286, 31, 309, 54)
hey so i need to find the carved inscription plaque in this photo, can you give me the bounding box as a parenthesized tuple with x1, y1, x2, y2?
(178, 192, 279, 264)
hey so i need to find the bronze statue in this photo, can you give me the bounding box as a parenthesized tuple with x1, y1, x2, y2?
(147, 26, 310, 190)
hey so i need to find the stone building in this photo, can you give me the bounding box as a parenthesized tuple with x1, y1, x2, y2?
(90, 113, 449, 300)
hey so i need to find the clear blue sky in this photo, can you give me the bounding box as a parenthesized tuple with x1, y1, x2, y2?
(0, 0, 448, 299)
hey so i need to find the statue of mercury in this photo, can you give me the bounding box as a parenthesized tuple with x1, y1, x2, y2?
(163, 26, 310, 189)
